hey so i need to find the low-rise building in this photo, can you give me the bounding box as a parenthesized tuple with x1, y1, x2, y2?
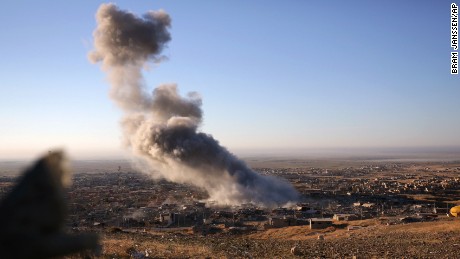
(309, 218, 333, 229)
(333, 214, 358, 221)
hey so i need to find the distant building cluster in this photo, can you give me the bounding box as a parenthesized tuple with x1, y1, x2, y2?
(1, 162, 459, 234)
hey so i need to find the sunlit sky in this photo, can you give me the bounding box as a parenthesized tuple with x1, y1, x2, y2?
(0, 1, 459, 160)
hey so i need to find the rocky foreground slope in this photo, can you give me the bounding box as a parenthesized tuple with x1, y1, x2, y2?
(66, 217, 460, 258)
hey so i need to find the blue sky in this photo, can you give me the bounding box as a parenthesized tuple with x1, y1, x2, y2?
(0, 1, 458, 160)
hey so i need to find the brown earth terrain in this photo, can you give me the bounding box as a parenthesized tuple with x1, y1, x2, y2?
(3, 156, 460, 258)
(66, 217, 460, 258)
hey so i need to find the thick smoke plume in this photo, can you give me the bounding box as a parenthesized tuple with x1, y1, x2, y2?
(90, 3, 299, 207)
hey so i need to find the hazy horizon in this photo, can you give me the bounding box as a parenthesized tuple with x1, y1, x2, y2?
(2, 145, 460, 162)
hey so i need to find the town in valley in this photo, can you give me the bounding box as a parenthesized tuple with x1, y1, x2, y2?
(2, 158, 460, 258)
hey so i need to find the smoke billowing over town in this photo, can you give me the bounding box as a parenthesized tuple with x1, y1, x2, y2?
(2, 2, 460, 258)
(89, 3, 299, 207)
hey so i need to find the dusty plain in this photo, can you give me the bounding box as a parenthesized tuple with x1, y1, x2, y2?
(2, 154, 460, 258)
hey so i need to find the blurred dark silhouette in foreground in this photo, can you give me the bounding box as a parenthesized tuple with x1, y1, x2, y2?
(0, 151, 100, 258)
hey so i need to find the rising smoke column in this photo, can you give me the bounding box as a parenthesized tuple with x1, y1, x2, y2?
(89, 3, 299, 207)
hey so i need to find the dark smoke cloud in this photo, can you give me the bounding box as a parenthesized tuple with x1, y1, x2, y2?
(151, 85, 202, 125)
(89, 3, 171, 110)
(89, 3, 170, 67)
(90, 3, 299, 207)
